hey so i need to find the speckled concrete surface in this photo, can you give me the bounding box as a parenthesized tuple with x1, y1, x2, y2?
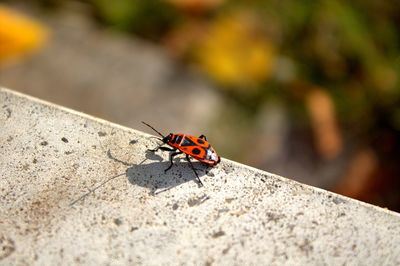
(1, 87, 400, 265)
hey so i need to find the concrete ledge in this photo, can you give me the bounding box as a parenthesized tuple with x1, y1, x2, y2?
(1, 87, 400, 265)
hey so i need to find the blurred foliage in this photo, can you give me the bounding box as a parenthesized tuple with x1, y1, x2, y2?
(92, 0, 179, 40)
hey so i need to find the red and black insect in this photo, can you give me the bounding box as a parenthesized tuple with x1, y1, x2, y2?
(142, 121, 220, 186)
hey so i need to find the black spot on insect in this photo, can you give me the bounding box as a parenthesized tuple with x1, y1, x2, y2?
(192, 148, 201, 155)
(197, 138, 205, 144)
(181, 137, 196, 146)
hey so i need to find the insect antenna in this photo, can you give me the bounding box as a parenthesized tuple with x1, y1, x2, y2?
(141, 121, 165, 138)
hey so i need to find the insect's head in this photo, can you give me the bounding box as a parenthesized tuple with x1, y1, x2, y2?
(162, 133, 173, 143)
(206, 148, 221, 165)
(142, 122, 176, 145)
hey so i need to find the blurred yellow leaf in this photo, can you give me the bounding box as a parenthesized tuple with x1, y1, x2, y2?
(0, 5, 48, 65)
(196, 11, 276, 89)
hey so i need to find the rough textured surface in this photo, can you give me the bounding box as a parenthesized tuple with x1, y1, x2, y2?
(1, 87, 400, 265)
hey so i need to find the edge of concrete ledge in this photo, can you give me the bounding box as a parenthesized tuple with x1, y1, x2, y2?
(1, 86, 398, 217)
(1, 86, 400, 265)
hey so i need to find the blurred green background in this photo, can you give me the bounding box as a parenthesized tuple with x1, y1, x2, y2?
(1, 0, 400, 211)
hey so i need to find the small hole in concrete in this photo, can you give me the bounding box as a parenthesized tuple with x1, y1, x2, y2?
(98, 131, 107, 137)
(114, 218, 122, 226)
(212, 231, 225, 238)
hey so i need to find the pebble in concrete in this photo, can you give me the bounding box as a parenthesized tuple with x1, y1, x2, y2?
(1, 87, 400, 265)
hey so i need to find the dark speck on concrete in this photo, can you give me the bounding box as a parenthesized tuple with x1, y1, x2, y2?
(298, 238, 313, 255)
(61, 137, 69, 143)
(188, 194, 210, 207)
(0, 235, 15, 259)
(333, 197, 346, 205)
(172, 203, 179, 210)
(40, 141, 48, 146)
(222, 245, 231, 254)
(225, 198, 235, 203)
(266, 212, 285, 223)
(113, 218, 122, 226)
(129, 139, 138, 145)
(223, 165, 234, 174)
(5, 108, 11, 119)
(212, 230, 225, 238)
(98, 131, 107, 137)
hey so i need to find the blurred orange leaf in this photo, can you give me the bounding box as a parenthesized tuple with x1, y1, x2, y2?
(0, 5, 48, 65)
(306, 88, 343, 159)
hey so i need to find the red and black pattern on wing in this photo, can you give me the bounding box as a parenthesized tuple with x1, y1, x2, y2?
(168, 134, 220, 166)
(167, 133, 185, 149)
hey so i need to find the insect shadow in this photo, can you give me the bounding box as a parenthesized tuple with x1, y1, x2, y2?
(70, 150, 207, 206)
(110, 149, 207, 195)
(126, 161, 206, 194)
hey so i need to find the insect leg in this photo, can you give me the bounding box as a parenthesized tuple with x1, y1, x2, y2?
(186, 154, 204, 187)
(199, 134, 207, 141)
(159, 147, 176, 152)
(164, 150, 182, 173)
(149, 144, 175, 152)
